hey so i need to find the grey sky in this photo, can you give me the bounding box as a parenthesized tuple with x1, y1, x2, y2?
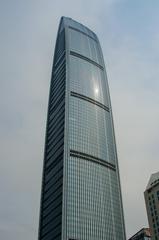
(0, 0, 159, 239)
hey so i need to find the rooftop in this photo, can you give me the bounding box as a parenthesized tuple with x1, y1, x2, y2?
(146, 171, 159, 190)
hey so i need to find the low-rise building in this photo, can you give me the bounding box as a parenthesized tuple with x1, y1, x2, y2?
(144, 172, 159, 240)
(128, 228, 151, 240)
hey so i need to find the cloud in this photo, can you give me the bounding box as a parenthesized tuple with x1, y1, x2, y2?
(0, 0, 159, 239)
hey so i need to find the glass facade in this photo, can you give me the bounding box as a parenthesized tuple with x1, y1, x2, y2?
(38, 17, 126, 240)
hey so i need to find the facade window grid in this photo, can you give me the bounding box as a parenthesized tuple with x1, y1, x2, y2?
(70, 50, 103, 70)
(69, 97, 116, 164)
(69, 57, 109, 110)
(68, 26, 97, 42)
(70, 91, 109, 111)
(70, 150, 116, 171)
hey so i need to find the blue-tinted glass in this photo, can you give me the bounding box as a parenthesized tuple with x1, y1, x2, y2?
(69, 28, 103, 65)
(69, 97, 115, 164)
(69, 55, 109, 106)
(67, 157, 114, 240)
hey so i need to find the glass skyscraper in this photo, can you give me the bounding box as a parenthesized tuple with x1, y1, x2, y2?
(38, 17, 126, 240)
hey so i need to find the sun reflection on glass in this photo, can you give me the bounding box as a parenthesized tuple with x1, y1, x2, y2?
(95, 87, 99, 95)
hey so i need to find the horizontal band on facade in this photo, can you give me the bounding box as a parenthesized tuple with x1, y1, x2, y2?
(70, 91, 110, 112)
(70, 51, 104, 70)
(69, 26, 97, 42)
(70, 149, 116, 171)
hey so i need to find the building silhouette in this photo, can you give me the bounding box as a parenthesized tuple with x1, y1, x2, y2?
(144, 172, 159, 240)
(38, 17, 126, 240)
(128, 228, 151, 240)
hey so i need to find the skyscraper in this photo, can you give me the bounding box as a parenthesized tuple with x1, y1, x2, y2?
(144, 172, 159, 240)
(38, 17, 126, 240)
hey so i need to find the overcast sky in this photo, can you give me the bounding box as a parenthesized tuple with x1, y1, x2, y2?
(1, 0, 159, 239)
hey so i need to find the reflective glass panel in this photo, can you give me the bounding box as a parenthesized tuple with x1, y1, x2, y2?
(69, 55, 109, 106)
(69, 28, 103, 65)
(69, 97, 115, 164)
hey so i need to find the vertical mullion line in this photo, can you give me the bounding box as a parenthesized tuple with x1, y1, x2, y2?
(87, 35, 91, 239)
(62, 20, 68, 240)
(92, 36, 101, 239)
(61, 19, 67, 240)
(97, 51, 105, 239)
